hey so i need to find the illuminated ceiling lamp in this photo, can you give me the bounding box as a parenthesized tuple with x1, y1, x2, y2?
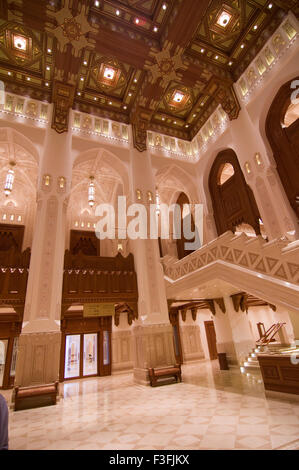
(4, 161, 16, 197)
(88, 176, 95, 207)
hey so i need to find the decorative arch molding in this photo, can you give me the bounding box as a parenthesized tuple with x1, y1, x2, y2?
(72, 147, 130, 198)
(155, 164, 199, 206)
(0, 127, 40, 165)
(209, 149, 261, 236)
(265, 77, 299, 219)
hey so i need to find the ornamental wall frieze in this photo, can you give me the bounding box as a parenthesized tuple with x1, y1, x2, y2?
(164, 230, 299, 289)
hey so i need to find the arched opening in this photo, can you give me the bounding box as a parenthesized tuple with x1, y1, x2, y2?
(209, 149, 261, 236)
(266, 77, 299, 219)
(155, 164, 199, 259)
(0, 128, 39, 389)
(60, 148, 138, 382)
(176, 192, 195, 260)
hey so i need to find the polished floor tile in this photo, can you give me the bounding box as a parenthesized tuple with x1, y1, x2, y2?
(4, 361, 299, 450)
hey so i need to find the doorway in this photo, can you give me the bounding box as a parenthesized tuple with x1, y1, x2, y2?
(60, 316, 112, 381)
(0, 336, 19, 389)
(204, 321, 218, 360)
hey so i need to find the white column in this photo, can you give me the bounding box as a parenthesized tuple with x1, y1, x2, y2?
(15, 122, 72, 387)
(230, 105, 298, 239)
(129, 141, 175, 384)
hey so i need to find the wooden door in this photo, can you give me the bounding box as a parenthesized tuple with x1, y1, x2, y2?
(204, 321, 218, 360)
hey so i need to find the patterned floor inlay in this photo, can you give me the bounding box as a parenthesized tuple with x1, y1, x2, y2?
(4, 361, 299, 450)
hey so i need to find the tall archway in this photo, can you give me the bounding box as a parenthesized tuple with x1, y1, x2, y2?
(209, 149, 261, 236)
(266, 77, 299, 219)
(176, 192, 195, 260)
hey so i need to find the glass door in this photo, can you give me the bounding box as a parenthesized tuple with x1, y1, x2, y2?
(64, 335, 81, 379)
(0, 339, 8, 388)
(99, 330, 111, 376)
(83, 333, 98, 377)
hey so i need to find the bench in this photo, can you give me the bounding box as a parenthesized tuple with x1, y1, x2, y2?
(14, 381, 59, 411)
(148, 364, 182, 387)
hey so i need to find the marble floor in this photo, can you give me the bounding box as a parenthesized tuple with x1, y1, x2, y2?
(3, 361, 299, 450)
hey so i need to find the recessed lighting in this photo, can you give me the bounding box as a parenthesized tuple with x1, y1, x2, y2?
(173, 91, 184, 103)
(229, 61, 233, 66)
(162, 3, 167, 10)
(80, 77, 84, 81)
(200, 48, 205, 53)
(154, 26, 158, 32)
(103, 67, 115, 80)
(253, 25, 258, 30)
(217, 11, 232, 28)
(200, 102, 204, 106)
(8, 71, 11, 76)
(47, 48, 52, 53)
(83, 60, 88, 66)
(185, 124, 189, 128)
(193, 114, 196, 118)
(134, 78, 138, 83)
(26, 77, 30, 81)
(128, 92, 132, 97)
(116, 9, 120, 16)
(174, 121, 177, 124)
(45, 82, 49, 86)
(268, 3, 273, 9)
(215, 55, 219, 59)
(94, 97, 97, 101)
(162, 117, 165, 121)
(123, 105, 127, 110)
(77, 92, 81, 96)
(135, 18, 140, 24)
(94, 0, 99, 7)
(241, 44, 245, 49)
(109, 101, 112, 105)
(46, 66, 50, 71)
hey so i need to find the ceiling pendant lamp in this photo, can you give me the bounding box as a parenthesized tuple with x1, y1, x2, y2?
(155, 189, 160, 215)
(4, 162, 16, 197)
(88, 176, 95, 207)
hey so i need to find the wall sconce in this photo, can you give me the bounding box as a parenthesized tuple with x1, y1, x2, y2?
(42, 174, 52, 191)
(58, 176, 66, 193)
(245, 162, 252, 175)
(255, 152, 263, 167)
(147, 191, 153, 202)
(136, 189, 142, 201)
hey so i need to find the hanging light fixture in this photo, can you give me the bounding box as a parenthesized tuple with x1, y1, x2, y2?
(4, 162, 16, 197)
(88, 176, 95, 207)
(155, 189, 160, 215)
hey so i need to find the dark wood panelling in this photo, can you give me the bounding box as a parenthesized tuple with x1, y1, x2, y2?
(209, 149, 261, 236)
(70, 230, 100, 256)
(204, 321, 218, 360)
(266, 77, 299, 220)
(258, 354, 299, 395)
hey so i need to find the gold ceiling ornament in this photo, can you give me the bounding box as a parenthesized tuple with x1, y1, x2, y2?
(45, 2, 98, 57)
(145, 43, 187, 87)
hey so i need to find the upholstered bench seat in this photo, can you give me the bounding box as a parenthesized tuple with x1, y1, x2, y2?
(148, 365, 182, 387)
(14, 381, 59, 411)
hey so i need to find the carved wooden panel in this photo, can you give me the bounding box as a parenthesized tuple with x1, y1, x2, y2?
(209, 149, 261, 236)
(266, 77, 299, 220)
(70, 230, 100, 257)
(258, 355, 299, 395)
(0, 224, 24, 252)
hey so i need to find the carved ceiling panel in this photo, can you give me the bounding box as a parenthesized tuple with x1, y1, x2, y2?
(0, 0, 297, 148)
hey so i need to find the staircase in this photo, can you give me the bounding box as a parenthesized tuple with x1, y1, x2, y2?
(240, 346, 263, 374)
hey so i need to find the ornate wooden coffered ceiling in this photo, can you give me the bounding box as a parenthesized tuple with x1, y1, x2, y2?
(0, 0, 298, 150)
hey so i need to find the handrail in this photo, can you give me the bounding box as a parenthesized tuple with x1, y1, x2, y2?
(256, 322, 286, 346)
